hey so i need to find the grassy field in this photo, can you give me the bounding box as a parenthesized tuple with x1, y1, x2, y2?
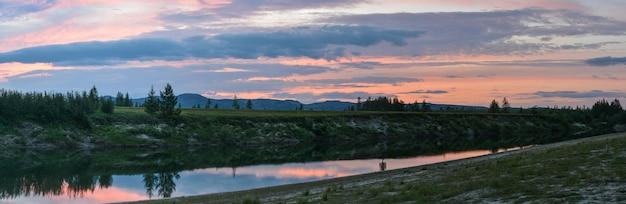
(126, 133, 626, 204)
(113, 106, 509, 118)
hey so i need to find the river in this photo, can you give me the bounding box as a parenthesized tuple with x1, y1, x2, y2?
(0, 146, 527, 204)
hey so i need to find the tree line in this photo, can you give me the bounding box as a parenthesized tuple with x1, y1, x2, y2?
(355, 96, 431, 112)
(0, 86, 107, 127)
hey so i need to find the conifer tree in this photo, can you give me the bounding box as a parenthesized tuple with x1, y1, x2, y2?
(502, 97, 511, 113)
(115, 92, 124, 106)
(245, 99, 253, 110)
(124, 92, 132, 107)
(232, 95, 240, 109)
(144, 85, 160, 115)
(205, 98, 212, 109)
(488, 99, 500, 113)
(160, 83, 181, 119)
(101, 97, 114, 114)
(88, 86, 99, 111)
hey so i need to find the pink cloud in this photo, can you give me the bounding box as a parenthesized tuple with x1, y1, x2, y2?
(0, 62, 57, 82)
(0, 0, 233, 52)
(385, 0, 587, 11)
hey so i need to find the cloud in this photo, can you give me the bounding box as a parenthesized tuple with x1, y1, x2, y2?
(272, 91, 378, 102)
(533, 90, 624, 98)
(585, 56, 626, 66)
(338, 61, 383, 69)
(0, 26, 422, 65)
(0, 0, 56, 21)
(323, 9, 626, 56)
(159, 0, 366, 22)
(317, 91, 373, 100)
(308, 76, 422, 86)
(401, 90, 449, 94)
(3, 63, 332, 96)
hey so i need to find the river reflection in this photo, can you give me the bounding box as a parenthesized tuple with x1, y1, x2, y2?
(0, 148, 521, 204)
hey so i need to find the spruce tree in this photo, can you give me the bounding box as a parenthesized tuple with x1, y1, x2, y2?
(124, 92, 132, 107)
(245, 99, 253, 110)
(205, 98, 212, 109)
(232, 95, 240, 109)
(160, 83, 181, 119)
(488, 99, 500, 113)
(502, 97, 511, 113)
(115, 92, 124, 106)
(88, 85, 99, 111)
(101, 98, 114, 114)
(144, 85, 160, 115)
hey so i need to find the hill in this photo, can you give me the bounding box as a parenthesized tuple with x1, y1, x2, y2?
(120, 93, 487, 111)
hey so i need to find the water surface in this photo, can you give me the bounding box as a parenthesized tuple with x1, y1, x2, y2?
(0, 147, 522, 204)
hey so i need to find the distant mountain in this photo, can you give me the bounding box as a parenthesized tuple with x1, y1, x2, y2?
(304, 100, 355, 111)
(111, 93, 486, 111)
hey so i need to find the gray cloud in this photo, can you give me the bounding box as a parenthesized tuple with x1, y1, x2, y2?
(323, 9, 626, 57)
(308, 76, 422, 86)
(401, 90, 449, 94)
(272, 91, 378, 102)
(0, 0, 55, 21)
(4, 63, 331, 97)
(0, 26, 422, 65)
(585, 56, 626, 66)
(160, 0, 365, 22)
(338, 61, 383, 69)
(533, 90, 624, 98)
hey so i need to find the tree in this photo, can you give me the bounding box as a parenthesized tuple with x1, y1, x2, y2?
(144, 85, 160, 115)
(245, 99, 253, 110)
(115, 92, 124, 106)
(205, 98, 212, 109)
(160, 83, 181, 119)
(124, 92, 132, 107)
(88, 86, 99, 111)
(488, 99, 500, 113)
(421, 99, 431, 112)
(592, 98, 623, 118)
(502, 97, 511, 113)
(232, 95, 240, 109)
(100, 97, 114, 114)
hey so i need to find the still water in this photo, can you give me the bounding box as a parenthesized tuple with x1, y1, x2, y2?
(0, 148, 520, 204)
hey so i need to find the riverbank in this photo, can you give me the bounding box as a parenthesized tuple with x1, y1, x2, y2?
(2, 107, 603, 153)
(125, 132, 626, 203)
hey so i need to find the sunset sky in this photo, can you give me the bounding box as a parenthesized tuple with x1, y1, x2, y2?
(1, 0, 625, 107)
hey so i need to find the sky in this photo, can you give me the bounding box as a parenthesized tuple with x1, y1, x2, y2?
(0, 0, 625, 107)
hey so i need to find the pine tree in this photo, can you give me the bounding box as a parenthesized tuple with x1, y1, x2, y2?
(245, 99, 253, 110)
(115, 92, 124, 106)
(232, 95, 240, 109)
(502, 97, 511, 113)
(488, 99, 500, 113)
(144, 85, 160, 115)
(124, 92, 132, 107)
(160, 83, 181, 119)
(205, 98, 212, 109)
(422, 99, 431, 112)
(88, 86, 99, 111)
(101, 97, 114, 114)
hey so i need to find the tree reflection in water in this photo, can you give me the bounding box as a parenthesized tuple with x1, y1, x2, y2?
(143, 172, 180, 198)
